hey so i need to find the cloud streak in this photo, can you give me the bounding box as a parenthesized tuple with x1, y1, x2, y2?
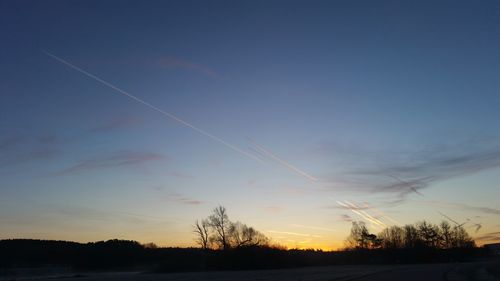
(476, 231, 500, 242)
(53, 151, 165, 175)
(51, 204, 178, 224)
(338, 214, 354, 223)
(321, 139, 500, 199)
(156, 57, 218, 78)
(169, 171, 196, 179)
(89, 117, 140, 133)
(166, 193, 204, 205)
(0, 132, 59, 168)
(268, 230, 322, 238)
(0, 135, 25, 150)
(291, 224, 336, 232)
(422, 201, 500, 215)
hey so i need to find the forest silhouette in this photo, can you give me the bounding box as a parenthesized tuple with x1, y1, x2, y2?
(0, 206, 488, 273)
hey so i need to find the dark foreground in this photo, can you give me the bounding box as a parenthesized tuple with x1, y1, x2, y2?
(2, 261, 499, 281)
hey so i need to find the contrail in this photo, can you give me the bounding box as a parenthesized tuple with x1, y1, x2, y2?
(359, 202, 401, 225)
(344, 201, 387, 228)
(43, 50, 261, 162)
(337, 200, 387, 229)
(469, 223, 482, 233)
(437, 211, 466, 227)
(248, 138, 317, 182)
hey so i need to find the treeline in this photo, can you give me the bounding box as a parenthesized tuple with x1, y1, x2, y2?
(345, 220, 475, 250)
(0, 239, 147, 269)
(0, 238, 485, 272)
(0, 208, 486, 272)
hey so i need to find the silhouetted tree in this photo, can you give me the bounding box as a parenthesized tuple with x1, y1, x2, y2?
(417, 221, 440, 248)
(379, 226, 404, 249)
(194, 206, 270, 250)
(403, 224, 420, 248)
(372, 220, 475, 250)
(450, 225, 475, 248)
(228, 221, 269, 248)
(439, 221, 453, 249)
(194, 219, 210, 250)
(345, 221, 381, 249)
(208, 206, 231, 250)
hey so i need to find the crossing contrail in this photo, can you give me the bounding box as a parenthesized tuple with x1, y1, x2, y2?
(337, 200, 387, 229)
(357, 201, 401, 225)
(43, 50, 261, 162)
(386, 174, 424, 196)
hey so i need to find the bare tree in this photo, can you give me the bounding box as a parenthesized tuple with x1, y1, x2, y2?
(403, 224, 420, 248)
(208, 205, 231, 250)
(194, 219, 211, 250)
(194, 205, 271, 250)
(228, 221, 269, 248)
(345, 221, 380, 249)
(417, 221, 440, 248)
(439, 221, 453, 249)
(451, 225, 475, 248)
(345, 221, 366, 249)
(379, 226, 404, 249)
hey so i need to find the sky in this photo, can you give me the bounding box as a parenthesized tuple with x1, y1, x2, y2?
(1, 0, 499, 250)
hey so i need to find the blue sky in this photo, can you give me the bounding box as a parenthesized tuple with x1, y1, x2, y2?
(1, 0, 499, 249)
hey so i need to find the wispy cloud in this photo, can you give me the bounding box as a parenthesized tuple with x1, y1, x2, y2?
(156, 57, 219, 78)
(47, 204, 176, 225)
(53, 151, 166, 175)
(319, 139, 500, 199)
(291, 224, 336, 232)
(0, 133, 59, 168)
(169, 171, 196, 179)
(268, 230, 323, 238)
(89, 117, 140, 133)
(476, 231, 500, 242)
(0, 135, 25, 150)
(166, 193, 204, 205)
(421, 200, 500, 215)
(338, 214, 354, 222)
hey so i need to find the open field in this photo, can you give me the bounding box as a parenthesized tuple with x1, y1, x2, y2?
(2, 260, 499, 281)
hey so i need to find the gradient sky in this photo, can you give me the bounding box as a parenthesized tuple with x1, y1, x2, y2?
(1, 0, 499, 250)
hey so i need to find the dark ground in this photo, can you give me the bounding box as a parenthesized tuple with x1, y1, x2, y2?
(2, 260, 499, 281)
